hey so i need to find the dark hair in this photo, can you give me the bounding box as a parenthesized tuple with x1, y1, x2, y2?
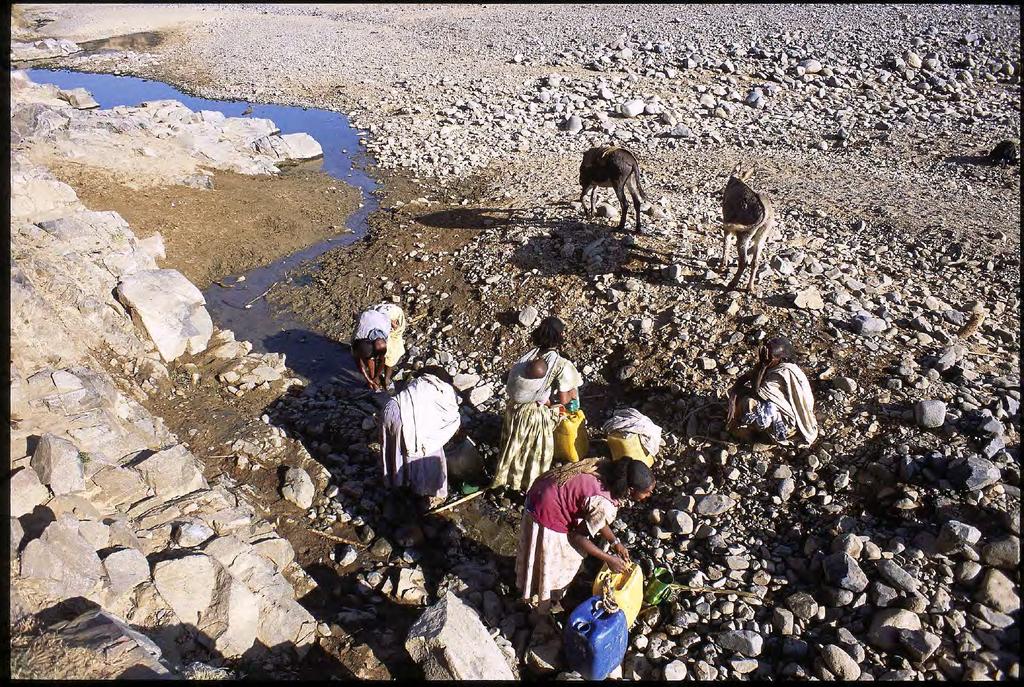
(419, 365, 453, 385)
(531, 316, 566, 350)
(598, 459, 654, 500)
(763, 336, 794, 361)
(754, 336, 794, 391)
(352, 339, 374, 359)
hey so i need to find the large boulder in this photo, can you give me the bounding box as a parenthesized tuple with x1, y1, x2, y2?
(10, 101, 71, 143)
(718, 629, 763, 657)
(132, 445, 207, 500)
(152, 554, 217, 625)
(201, 535, 316, 657)
(115, 269, 213, 362)
(10, 466, 52, 516)
(281, 467, 315, 509)
(58, 87, 99, 110)
(10, 38, 81, 61)
(406, 591, 517, 680)
(88, 466, 150, 510)
(976, 569, 1020, 613)
(822, 552, 869, 593)
(11, 518, 25, 559)
(152, 553, 260, 658)
(49, 608, 173, 678)
(251, 133, 323, 161)
(947, 455, 1002, 491)
(30, 433, 85, 495)
(914, 400, 947, 429)
(102, 548, 151, 596)
(819, 644, 860, 680)
(254, 596, 318, 657)
(10, 169, 78, 221)
(20, 514, 103, 600)
(867, 608, 921, 650)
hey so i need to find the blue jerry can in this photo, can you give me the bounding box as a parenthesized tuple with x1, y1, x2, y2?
(564, 595, 628, 680)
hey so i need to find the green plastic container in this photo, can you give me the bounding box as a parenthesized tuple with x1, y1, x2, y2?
(644, 566, 675, 606)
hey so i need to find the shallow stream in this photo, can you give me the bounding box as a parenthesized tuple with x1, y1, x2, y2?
(24, 68, 378, 385)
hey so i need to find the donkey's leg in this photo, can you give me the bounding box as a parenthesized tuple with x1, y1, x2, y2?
(581, 184, 594, 218)
(746, 232, 767, 293)
(614, 182, 629, 231)
(720, 230, 733, 272)
(590, 186, 597, 217)
(726, 233, 751, 291)
(628, 173, 643, 232)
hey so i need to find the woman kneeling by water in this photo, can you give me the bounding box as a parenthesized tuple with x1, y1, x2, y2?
(726, 336, 818, 447)
(517, 458, 655, 617)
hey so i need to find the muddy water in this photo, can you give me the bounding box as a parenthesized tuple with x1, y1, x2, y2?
(77, 30, 164, 53)
(24, 68, 377, 385)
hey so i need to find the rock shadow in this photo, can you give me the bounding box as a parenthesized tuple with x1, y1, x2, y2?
(262, 328, 361, 386)
(414, 207, 518, 230)
(24, 597, 352, 679)
(943, 153, 1006, 166)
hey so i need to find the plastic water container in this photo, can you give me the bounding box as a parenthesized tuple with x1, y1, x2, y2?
(606, 431, 654, 467)
(564, 595, 628, 680)
(592, 562, 644, 628)
(554, 409, 589, 463)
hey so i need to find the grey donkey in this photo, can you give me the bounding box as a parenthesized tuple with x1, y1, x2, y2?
(579, 146, 648, 232)
(719, 161, 776, 293)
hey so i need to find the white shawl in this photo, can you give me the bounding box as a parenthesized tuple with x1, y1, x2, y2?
(757, 363, 818, 445)
(396, 374, 461, 457)
(506, 361, 551, 404)
(601, 407, 663, 457)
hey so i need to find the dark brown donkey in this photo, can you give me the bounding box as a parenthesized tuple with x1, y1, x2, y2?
(579, 146, 648, 232)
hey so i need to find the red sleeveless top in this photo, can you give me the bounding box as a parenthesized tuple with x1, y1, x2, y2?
(525, 472, 615, 534)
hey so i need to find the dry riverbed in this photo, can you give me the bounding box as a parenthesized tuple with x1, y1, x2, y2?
(11, 2, 1021, 683)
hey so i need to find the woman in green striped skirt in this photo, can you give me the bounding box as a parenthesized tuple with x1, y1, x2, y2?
(491, 316, 584, 492)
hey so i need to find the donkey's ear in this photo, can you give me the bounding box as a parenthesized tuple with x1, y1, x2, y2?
(739, 161, 755, 181)
(730, 162, 744, 177)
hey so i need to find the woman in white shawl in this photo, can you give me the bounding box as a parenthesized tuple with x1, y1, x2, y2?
(380, 366, 461, 508)
(726, 337, 818, 446)
(491, 316, 584, 493)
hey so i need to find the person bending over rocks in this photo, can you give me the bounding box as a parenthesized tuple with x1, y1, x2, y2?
(517, 458, 655, 618)
(352, 302, 406, 391)
(726, 336, 818, 446)
(491, 316, 584, 492)
(379, 366, 460, 509)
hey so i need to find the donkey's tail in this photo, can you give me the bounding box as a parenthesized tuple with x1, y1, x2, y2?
(630, 158, 648, 200)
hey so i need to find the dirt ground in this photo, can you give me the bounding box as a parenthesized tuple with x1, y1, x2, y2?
(49, 162, 361, 289)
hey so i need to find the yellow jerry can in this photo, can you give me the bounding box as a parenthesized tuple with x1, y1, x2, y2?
(554, 410, 589, 463)
(606, 431, 654, 467)
(593, 562, 644, 629)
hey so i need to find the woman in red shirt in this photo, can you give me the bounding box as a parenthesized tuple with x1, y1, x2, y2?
(517, 457, 655, 617)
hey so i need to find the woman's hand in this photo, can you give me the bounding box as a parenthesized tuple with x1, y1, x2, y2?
(606, 555, 629, 574)
(613, 541, 630, 563)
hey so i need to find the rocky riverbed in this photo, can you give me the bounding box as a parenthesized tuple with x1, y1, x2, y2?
(9, 3, 1021, 682)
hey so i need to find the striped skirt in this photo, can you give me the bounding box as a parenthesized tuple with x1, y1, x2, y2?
(490, 401, 557, 492)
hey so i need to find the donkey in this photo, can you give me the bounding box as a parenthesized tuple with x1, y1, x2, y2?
(579, 146, 648, 232)
(719, 161, 776, 293)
